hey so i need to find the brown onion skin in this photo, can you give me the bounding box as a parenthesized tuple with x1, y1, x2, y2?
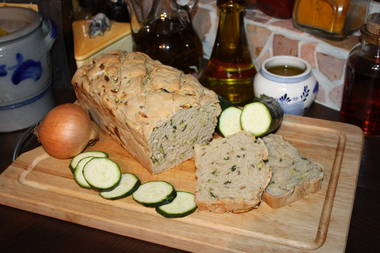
(37, 103, 98, 159)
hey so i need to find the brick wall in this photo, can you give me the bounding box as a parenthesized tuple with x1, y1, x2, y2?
(193, 0, 361, 111)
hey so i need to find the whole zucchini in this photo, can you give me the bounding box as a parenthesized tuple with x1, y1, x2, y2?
(240, 95, 284, 137)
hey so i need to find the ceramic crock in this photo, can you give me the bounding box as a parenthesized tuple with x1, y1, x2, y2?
(0, 7, 56, 132)
(254, 55, 318, 115)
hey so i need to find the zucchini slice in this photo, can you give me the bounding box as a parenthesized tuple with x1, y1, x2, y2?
(82, 157, 121, 190)
(241, 102, 272, 136)
(133, 181, 177, 207)
(70, 151, 108, 172)
(74, 156, 93, 188)
(218, 106, 243, 137)
(156, 191, 197, 218)
(240, 96, 283, 137)
(100, 173, 141, 200)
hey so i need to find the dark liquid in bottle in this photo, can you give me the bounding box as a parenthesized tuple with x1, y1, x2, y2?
(132, 18, 203, 74)
(266, 65, 305, 76)
(340, 54, 380, 136)
(103, 0, 130, 22)
(257, 0, 295, 19)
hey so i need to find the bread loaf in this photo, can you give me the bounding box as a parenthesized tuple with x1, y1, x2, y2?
(194, 131, 271, 213)
(262, 134, 324, 208)
(72, 51, 221, 174)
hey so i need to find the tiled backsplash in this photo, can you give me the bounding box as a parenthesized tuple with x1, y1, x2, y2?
(193, 0, 361, 111)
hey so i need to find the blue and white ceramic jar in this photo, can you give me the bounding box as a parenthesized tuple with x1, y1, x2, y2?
(254, 56, 318, 115)
(0, 7, 56, 132)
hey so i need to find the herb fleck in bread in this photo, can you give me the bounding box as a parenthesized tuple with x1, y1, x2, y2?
(262, 134, 324, 208)
(72, 51, 221, 174)
(194, 131, 271, 213)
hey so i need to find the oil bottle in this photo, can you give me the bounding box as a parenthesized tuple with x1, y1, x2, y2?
(340, 13, 380, 136)
(199, 0, 256, 105)
(127, 0, 203, 75)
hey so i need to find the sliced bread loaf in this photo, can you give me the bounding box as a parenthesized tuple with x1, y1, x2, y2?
(72, 51, 221, 174)
(262, 134, 324, 208)
(194, 131, 271, 213)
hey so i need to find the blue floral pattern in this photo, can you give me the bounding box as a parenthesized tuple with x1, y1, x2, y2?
(279, 93, 291, 103)
(276, 83, 318, 115)
(0, 65, 7, 76)
(0, 53, 42, 85)
(313, 82, 319, 94)
(300, 85, 310, 102)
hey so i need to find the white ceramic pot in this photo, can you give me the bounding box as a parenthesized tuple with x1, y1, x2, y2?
(254, 56, 318, 115)
(0, 7, 56, 132)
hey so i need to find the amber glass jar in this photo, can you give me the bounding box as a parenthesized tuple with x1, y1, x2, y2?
(293, 0, 369, 40)
(340, 13, 380, 136)
(257, 0, 295, 19)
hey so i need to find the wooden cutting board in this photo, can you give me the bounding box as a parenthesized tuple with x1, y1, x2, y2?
(0, 115, 363, 252)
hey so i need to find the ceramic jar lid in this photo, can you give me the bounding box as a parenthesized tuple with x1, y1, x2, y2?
(0, 6, 41, 44)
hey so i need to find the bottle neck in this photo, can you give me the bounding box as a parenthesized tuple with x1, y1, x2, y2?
(214, 1, 246, 53)
(360, 39, 380, 60)
(361, 27, 380, 60)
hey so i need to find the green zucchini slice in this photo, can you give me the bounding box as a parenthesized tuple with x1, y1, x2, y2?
(74, 156, 93, 188)
(132, 181, 177, 207)
(218, 106, 243, 137)
(156, 191, 197, 218)
(240, 96, 283, 137)
(70, 151, 108, 172)
(100, 173, 141, 200)
(82, 157, 121, 190)
(241, 102, 272, 136)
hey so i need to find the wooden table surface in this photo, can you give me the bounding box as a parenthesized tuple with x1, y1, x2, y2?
(0, 88, 379, 253)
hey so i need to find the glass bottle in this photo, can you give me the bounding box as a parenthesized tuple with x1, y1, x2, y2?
(340, 13, 380, 136)
(126, 0, 203, 75)
(102, 0, 130, 22)
(199, 0, 256, 105)
(292, 0, 369, 40)
(257, 0, 295, 19)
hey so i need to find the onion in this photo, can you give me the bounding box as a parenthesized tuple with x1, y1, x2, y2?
(36, 103, 99, 159)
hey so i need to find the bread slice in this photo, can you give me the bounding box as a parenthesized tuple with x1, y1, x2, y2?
(72, 51, 221, 174)
(194, 131, 271, 214)
(262, 134, 324, 208)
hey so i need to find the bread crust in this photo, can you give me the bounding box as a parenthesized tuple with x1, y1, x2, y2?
(196, 199, 260, 214)
(263, 174, 323, 208)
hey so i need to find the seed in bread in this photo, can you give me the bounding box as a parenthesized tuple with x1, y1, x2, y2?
(194, 131, 271, 214)
(72, 51, 221, 174)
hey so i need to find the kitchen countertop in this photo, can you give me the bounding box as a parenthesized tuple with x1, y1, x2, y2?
(0, 87, 379, 253)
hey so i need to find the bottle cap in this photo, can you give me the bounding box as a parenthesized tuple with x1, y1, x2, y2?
(367, 13, 380, 35)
